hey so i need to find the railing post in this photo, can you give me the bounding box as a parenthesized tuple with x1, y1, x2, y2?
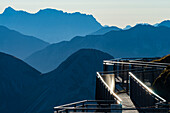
(151, 68, 155, 85)
(95, 75, 100, 100)
(74, 104, 76, 112)
(122, 64, 125, 86)
(103, 62, 107, 71)
(82, 102, 85, 112)
(113, 63, 117, 75)
(142, 66, 145, 82)
(66, 109, 68, 113)
(126, 71, 129, 94)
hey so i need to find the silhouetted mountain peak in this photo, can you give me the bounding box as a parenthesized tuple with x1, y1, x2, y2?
(158, 20, 170, 27)
(90, 26, 121, 35)
(0, 52, 41, 78)
(2, 6, 30, 15)
(37, 8, 93, 17)
(47, 48, 113, 78)
(0, 25, 49, 59)
(128, 24, 155, 31)
(0, 7, 102, 43)
(0, 49, 113, 112)
(123, 25, 132, 30)
(36, 8, 64, 15)
(2, 6, 15, 14)
(130, 24, 170, 31)
(134, 24, 153, 28)
(161, 20, 170, 23)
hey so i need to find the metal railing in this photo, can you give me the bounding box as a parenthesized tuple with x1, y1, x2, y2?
(54, 100, 122, 113)
(102, 57, 170, 112)
(109, 57, 160, 62)
(129, 72, 168, 112)
(103, 58, 169, 93)
(53, 57, 170, 113)
(96, 72, 122, 104)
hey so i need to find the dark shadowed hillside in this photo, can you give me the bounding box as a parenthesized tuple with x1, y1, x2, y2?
(152, 55, 170, 101)
(153, 54, 170, 63)
(0, 52, 43, 113)
(90, 26, 121, 35)
(0, 7, 102, 43)
(41, 49, 113, 112)
(25, 25, 170, 72)
(0, 49, 113, 113)
(0, 25, 49, 59)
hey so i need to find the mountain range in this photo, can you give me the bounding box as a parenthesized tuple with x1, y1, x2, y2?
(0, 25, 49, 59)
(25, 24, 170, 73)
(0, 7, 102, 43)
(0, 49, 113, 113)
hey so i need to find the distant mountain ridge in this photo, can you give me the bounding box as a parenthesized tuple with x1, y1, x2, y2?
(0, 6, 102, 43)
(0, 49, 113, 113)
(123, 25, 132, 30)
(157, 20, 170, 28)
(0, 25, 49, 59)
(90, 26, 121, 35)
(25, 24, 170, 73)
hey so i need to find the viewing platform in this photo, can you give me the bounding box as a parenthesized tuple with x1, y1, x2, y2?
(54, 57, 170, 113)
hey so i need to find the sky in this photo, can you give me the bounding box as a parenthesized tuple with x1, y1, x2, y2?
(0, 0, 170, 28)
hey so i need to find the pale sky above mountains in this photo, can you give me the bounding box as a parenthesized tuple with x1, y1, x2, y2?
(0, 0, 170, 28)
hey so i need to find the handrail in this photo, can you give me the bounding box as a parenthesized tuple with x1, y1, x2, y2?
(104, 60, 168, 68)
(129, 72, 166, 103)
(104, 60, 170, 66)
(109, 57, 160, 61)
(54, 100, 87, 109)
(98, 68, 163, 74)
(128, 60, 170, 65)
(54, 100, 118, 110)
(96, 72, 122, 104)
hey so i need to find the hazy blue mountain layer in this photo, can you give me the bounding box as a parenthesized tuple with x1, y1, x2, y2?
(25, 25, 170, 72)
(123, 25, 132, 30)
(90, 26, 121, 35)
(0, 25, 49, 59)
(0, 49, 113, 113)
(157, 20, 170, 28)
(0, 7, 102, 43)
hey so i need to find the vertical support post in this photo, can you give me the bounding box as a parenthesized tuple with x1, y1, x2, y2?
(122, 64, 125, 86)
(66, 109, 68, 113)
(74, 104, 76, 112)
(114, 63, 117, 78)
(126, 70, 129, 94)
(82, 103, 85, 112)
(151, 68, 155, 85)
(142, 66, 145, 82)
(95, 75, 99, 100)
(113, 63, 117, 91)
(103, 62, 107, 72)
